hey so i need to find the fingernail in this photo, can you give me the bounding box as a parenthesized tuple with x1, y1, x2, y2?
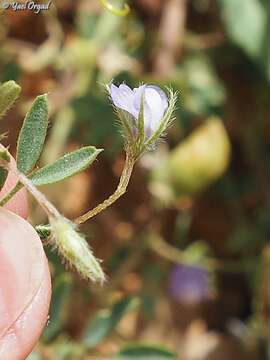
(0, 208, 44, 338)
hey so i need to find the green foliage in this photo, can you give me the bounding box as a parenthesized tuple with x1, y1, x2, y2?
(0, 148, 10, 192)
(52, 341, 83, 360)
(35, 224, 51, 240)
(219, 0, 267, 58)
(0, 148, 10, 162)
(150, 118, 231, 203)
(27, 353, 42, 360)
(41, 106, 75, 164)
(0, 167, 7, 191)
(43, 274, 73, 342)
(72, 92, 122, 151)
(0, 80, 21, 119)
(0, 62, 21, 83)
(113, 344, 177, 360)
(82, 297, 139, 348)
(17, 95, 49, 174)
(219, 0, 270, 79)
(2, 1, 270, 358)
(184, 241, 213, 264)
(31, 146, 103, 186)
(180, 56, 226, 117)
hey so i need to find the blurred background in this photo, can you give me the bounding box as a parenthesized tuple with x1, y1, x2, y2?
(1, 0, 270, 359)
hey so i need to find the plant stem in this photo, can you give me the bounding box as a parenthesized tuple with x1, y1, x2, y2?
(99, 0, 130, 17)
(0, 157, 60, 219)
(75, 150, 135, 225)
(148, 232, 255, 273)
(16, 170, 60, 219)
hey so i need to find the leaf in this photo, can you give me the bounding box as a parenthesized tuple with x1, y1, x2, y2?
(219, 0, 267, 59)
(42, 274, 73, 342)
(0, 167, 7, 192)
(82, 297, 139, 349)
(35, 224, 51, 240)
(0, 132, 8, 142)
(0, 149, 10, 192)
(0, 80, 21, 119)
(26, 352, 42, 360)
(16, 94, 49, 174)
(30, 146, 102, 186)
(0, 149, 10, 162)
(53, 341, 84, 360)
(113, 344, 177, 360)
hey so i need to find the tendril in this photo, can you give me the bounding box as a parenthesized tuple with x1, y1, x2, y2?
(99, 0, 130, 16)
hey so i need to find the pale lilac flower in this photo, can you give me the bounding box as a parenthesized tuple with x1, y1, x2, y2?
(169, 265, 210, 303)
(109, 83, 169, 138)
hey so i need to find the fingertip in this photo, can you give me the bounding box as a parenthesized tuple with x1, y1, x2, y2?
(0, 208, 51, 359)
(0, 176, 28, 219)
(0, 255, 51, 360)
(0, 146, 28, 219)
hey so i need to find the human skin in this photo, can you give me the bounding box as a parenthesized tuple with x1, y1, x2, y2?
(0, 158, 51, 359)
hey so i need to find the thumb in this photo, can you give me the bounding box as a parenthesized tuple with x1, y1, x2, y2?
(0, 208, 51, 360)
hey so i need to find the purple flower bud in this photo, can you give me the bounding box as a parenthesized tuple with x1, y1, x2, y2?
(109, 83, 168, 138)
(169, 265, 210, 303)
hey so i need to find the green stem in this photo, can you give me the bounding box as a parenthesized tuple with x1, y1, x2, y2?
(0, 156, 60, 219)
(148, 232, 255, 273)
(75, 150, 135, 225)
(99, 0, 130, 16)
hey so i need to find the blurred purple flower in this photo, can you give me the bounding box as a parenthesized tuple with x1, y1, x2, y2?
(169, 265, 210, 303)
(109, 83, 168, 138)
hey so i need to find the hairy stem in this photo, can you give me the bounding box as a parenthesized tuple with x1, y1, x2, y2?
(16, 170, 60, 219)
(75, 150, 135, 225)
(0, 157, 60, 219)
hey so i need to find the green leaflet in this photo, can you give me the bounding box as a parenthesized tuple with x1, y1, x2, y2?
(17, 94, 49, 174)
(31, 146, 103, 186)
(219, 0, 267, 59)
(35, 224, 51, 239)
(26, 353, 42, 360)
(0, 149, 10, 192)
(0, 80, 21, 119)
(0, 167, 7, 192)
(0, 149, 10, 162)
(113, 344, 177, 360)
(82, 297, 139, 348)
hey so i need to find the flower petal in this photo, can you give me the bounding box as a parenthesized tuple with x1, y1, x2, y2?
(109, 82, 170, 140)
(133, 85, 146, 119)
(142, 101, 153, 138)
(109, 84, 135, 115)
(146, 85, 168, 111)
(144, 86, 168, 133)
